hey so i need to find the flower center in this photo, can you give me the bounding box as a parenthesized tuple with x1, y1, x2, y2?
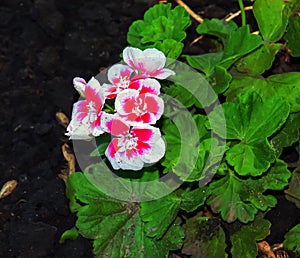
(121, 133, 138, 150)
(116, 76, 130, 89)
(133, 97, 147, 116)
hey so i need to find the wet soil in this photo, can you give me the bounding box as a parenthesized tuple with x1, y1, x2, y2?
(0, 0, 299, 257)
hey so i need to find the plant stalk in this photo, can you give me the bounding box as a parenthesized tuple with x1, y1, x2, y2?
(238, 0, 246, 26)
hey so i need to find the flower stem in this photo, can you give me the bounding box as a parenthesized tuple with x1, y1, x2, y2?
(238, 0, 246, 26)
(105, 103, 114, 112)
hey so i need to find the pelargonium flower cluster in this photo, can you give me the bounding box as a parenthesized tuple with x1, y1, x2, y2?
(66, 47, 175, 170)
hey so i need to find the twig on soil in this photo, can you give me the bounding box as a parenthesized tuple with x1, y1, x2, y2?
(284, 189, 300, 201)
(224, 6, 253, 22)
(189, 35, 203, 46)
(174, 0, 203, 23)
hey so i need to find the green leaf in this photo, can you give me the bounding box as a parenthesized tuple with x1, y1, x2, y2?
(236, 43, 282, 76)
(271, 112, 300, 156)
(284, 223, 300, 253)
(259, 159, 291, 191)
(253, 0, 289, 42)
(140, 192, 181, 238)
(163, 83, 200, 108)
(285, 16, 300, 57)
(143, 3, 170, 22)
(185, 52, 224, 76)
(230, 214, 271, 258)
(181, 187, 210, 212)
(67, 172, 184, 257)
(206, 162, 286, 224)
(219, 25, 263, 69)
(154, 39, 184, 59)
(184, 53, 231, 94)
(225, 72, 300, 113)
(285, 165, 300, 209)
(213, 65, 232, 94)
(214, 92, 289, 141)
(182, 215, 228, 258)
(127, 3, 191, 58)
(160, 112, 203, 179)
(59, 228, 79, 243)
(267, 72, 300, 112)
(226, 140, 276, 176)
(196, 18, 238, 44)
(210, 92, 289, 176)
(164, 61, 218, 108)
(188, 137, 226, 182)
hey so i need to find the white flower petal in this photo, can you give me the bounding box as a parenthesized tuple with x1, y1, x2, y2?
(73, 77, 86, 96)
(107, 64, 133, 83)
(140, 137, 166, 164)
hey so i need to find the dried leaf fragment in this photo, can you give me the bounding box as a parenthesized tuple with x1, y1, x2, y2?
(0, 180, 17, 199)
(59, 143, 76, 181)
(56, 112, 70, 128)
(257, 241, 276, 258)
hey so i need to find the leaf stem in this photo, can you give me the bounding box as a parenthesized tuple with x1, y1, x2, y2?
(238, 0, 246, 26)
(284, 190, 300, 202)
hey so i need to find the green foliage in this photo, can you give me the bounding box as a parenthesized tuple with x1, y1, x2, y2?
(65, 2, 300, 258)
(225, 73, 300, 113)
(210, 92, 289, 176)
(127, 3, 191, 58)
(284, 223, 300, 253)
(236, 43, 282, 75)
(285, 165, 300, 209)
(230, 214, 271, 258)
(271, 112, 300, 156)
(253, 0, 289, 42)
(182, 215, 228, 258)
(285, 16, 300, 57)
(206, 160, 290, 223)
(196, 18, 238, 44)
(65, 172, 184, 258)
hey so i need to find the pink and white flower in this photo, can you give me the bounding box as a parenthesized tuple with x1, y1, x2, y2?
(115, 89, 164, 126)
(102, 64, 162, 98)
(73, 76, 101, 97)
(102, 64, 134, 99)
(123, 47, 175, 79)
(66, 79, 105, 139)
(101, 114, 165, 170)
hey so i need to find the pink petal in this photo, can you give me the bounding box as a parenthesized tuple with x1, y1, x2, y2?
(131, 128, 154, 142)
(101, 83, 118, 99)
(123, 47, 144, 71)
(149, 68, 175, 80)
(123, 47, 175, 79)
(144, 94, 164, 116)
(138, 78, 161, 95)
(107, 64, 133, 84)
(115, 89, 139, 115)
(85, 85, 104, 111)
(136, 141, 151, 155)
(73, 100, 88, 122)
(101, 113, 130, 136)
(107, 138, 121, 158)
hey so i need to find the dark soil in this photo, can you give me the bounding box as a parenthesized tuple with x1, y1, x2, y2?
(0, 0, 299, 257)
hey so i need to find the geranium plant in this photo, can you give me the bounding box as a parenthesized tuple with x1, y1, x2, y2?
(61, 1, 300, 257)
